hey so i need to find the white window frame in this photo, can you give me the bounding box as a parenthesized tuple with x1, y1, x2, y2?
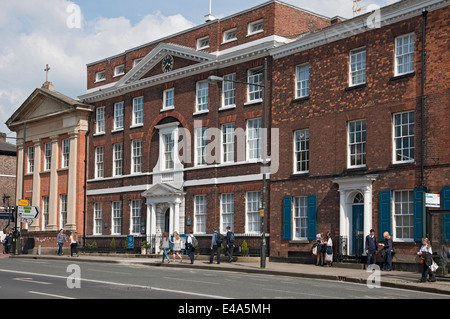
(294, 129, 309, 174)
(113, 143, 123, 176)
(114, 102, 124, 130)
(95, 70, 106, 82)
(221, 73, 236, 109)
(293, 196, 308, 240)
(93, 203, 103, 235)
(223, 28, 237, 43)
(132, 96, 144, 127)
(196, 81, 209, 112)
(295, 64, 309, 98)
(348, 119, 366, 168)
(392, 190, 414, 242)
(112, 201, 122, 235)
(44, 142, 52, 171)
(96, 106, 105, 134)
(222, 123, 235, 163)
(163, 88, 175, 110)
(60, 194, 67, 229)
(114, 64, 125, 77)
(131, 139, 143, 174)
(42, 196, 49, 230)
(195, 127, 208, 166)
(248, 19, 263, 36)
(95, 146, 104, 179)
(194, 195, 207, 234)
(395, 33, 415, 76)
(349, 48, 366, 86)
(221, 193, 234, 233)
(246, 191, 261, 234)
(247, 68, 263, 103)
(247, 118, 261, 161)
(62, 138, 70, 169)
(133, 58, 143, 68)
(130, 200, 141, 235)
(393, 111, 415, 164)
(28, 146, 35, 173)
(163, 133, 174, 171)
(197, 36, 210, 50)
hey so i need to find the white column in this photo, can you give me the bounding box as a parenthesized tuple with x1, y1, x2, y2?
(66, 133, 78, 231)
(29, 140, 41, 231)
(363, 187, 373, 247)
(339, 191, 348, 255)
(47, 136, 59, 231)
(174, 199, 181, 234)
(169, 202, 175, 235)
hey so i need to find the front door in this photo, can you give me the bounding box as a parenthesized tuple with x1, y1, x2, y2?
(164, 208, 170, 234)
(351, 204, 364, 255)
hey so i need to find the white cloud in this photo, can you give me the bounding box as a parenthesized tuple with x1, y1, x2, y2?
(0, 0, 195, 134)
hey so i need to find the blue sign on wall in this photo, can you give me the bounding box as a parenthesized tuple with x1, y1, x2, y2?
(127, 235, 134, 249)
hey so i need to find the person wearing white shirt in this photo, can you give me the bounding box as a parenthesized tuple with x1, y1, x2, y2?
(418, 237, 436, 283)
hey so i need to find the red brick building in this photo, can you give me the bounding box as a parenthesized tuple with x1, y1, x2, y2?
(78, 0, 449, 264)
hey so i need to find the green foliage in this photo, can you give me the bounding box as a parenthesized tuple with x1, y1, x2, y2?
(241, 240, 249, 256)
(90, 241, 98, 249)
(110, 238, 116, 250)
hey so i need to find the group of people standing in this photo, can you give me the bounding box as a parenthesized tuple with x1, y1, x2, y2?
(314, 232, 334, 267)
(56, 229, 79, 257)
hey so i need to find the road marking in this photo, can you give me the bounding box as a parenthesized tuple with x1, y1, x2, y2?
(28, 291, 75, 299)
(0, 268, 225, 299)
(13, 278, 53, 285)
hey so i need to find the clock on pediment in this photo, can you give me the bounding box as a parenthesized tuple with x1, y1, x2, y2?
(162, 55, 174, 73)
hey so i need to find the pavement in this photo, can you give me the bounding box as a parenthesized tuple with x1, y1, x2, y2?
(6, 253, 450, 296)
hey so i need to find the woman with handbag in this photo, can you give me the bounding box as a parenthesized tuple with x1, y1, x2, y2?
(325, 232, 333, 267)
(315, 233, 325, 266)
(379, 231, 393, 271)
(417, 237, 436, 283)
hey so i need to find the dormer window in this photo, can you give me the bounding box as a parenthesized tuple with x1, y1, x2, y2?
(197, 36, 210, 50)
(248, 19, 263, 36)
(223, 28, 237, 43)
(114, 64, 125, 77)
(95, 70, 106, 82)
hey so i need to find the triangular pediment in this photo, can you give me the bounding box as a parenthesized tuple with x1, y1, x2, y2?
(6, 87, 93, 129)
(141, 183, 185, 198)
(117, 43, 216, 86)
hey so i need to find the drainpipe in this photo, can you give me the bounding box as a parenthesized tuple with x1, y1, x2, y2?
(420, 8, 428, 189)
(83, 115, 91, 249)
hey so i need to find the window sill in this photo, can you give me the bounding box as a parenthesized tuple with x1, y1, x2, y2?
(389, 161, 416, 168)
(93, 132, 105, 137)
(160, 106, 175, 113)
(111, 128, 124, 134)
(219, 105, 236, 112)
(345, 83, 366, 91)
(244, 99, 262, 106)
(390, 72, 415, 81)
(193, 110, 209, 116)
(344, 165, 367, 172)
(289, 240, 309, 244)
(292, 96, 310, 103)
(291, 171, 309, 177)
(130, 124, 143, 129)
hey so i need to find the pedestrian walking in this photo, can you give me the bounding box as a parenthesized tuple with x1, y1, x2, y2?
(171, 231, 183, 263)
(56, 229, 67, 256)
(325, 232, 333, 267)
(210, 228, 221, 264)
(316, 233, 325, 266)
(186, 231, 197, 264)
(161, 232, 171, 263)
(69, 232, 79, 257)
(418, 237, 436, 283)
(379, 231, 393, 271)
(365, 229, 378, 267)
(225, 226, 234, 262)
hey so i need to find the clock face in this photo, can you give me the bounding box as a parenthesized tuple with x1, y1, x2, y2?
(162, 55, 174, 73)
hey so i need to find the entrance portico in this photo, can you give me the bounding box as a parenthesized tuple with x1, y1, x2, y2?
(332, 175, 378, 256)
(142, 183, 185, 254)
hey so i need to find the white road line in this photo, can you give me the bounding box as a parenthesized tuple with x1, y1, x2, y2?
(0, 268, 224, 299)
(28, 291, 76, 299)
(13, 278, 53, 285)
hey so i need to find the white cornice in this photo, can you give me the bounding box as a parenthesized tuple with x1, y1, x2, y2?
(270, 0, 449, 60)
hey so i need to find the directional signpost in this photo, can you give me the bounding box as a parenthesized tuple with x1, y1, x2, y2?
(17, 205, 40, 220)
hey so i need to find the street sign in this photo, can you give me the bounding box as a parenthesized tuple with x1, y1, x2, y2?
(17, 206, 40, 219)
(18, 199, 29, 206)
(425, 193, 440, 208)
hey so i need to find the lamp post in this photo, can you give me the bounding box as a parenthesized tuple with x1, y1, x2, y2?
(208, 58, 269, 268)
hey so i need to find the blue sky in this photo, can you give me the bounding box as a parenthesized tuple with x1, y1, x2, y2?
(0, 0, 398, 136)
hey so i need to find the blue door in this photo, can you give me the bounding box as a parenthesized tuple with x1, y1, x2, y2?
(352, 205, 364, 255)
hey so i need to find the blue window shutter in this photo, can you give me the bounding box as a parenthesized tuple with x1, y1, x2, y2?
(443, 187, 450, 243)
(307, 195, 317, 241)
(379, 190, 391, 242)
(282, 196, 292, 240)
(413, 188, 426, 242)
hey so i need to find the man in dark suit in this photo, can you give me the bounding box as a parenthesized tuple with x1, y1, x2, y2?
(365, 229, 378, 267)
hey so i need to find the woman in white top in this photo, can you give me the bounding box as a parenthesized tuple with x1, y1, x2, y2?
(69, 232, 78, 257)
(171, 231, 183, 263)
(325, 232, 333, 267)
(418, 237, 436, 282)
